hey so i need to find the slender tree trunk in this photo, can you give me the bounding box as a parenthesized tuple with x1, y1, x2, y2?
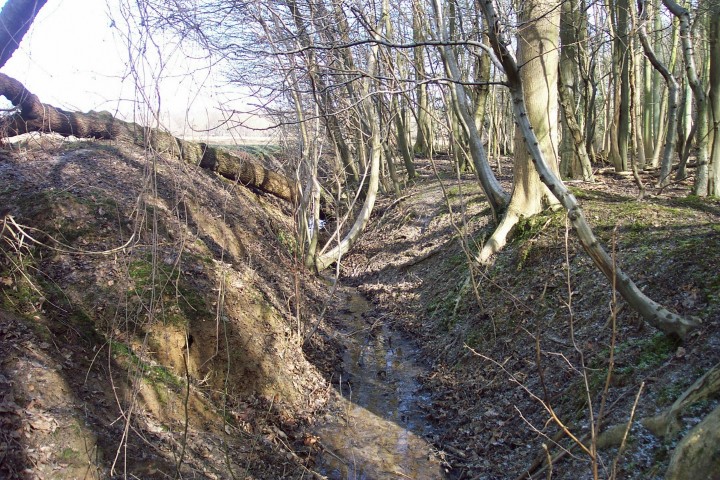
(413, 5, 433, 157)
(559, 0, 595, 181)
(395, 98, 417, 180)
(638, 0, 679, 186)
(314, 16, 384, 271)
(431, 0, 509, 221)
(652, 0, 663, 139)
(382, 0, 416, 181)
(614, 0, 631, 172)
(285, 0, 359, 185)
(709, 7, 720, 195)
(662, 0, 710, 195)
(651, 17, 679, 169)
(643, 39, 654, 160)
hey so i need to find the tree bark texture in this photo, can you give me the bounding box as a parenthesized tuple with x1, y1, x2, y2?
(431, 0, 509, 222)
(0, 73, 298, 203)
(614, 0, 631, 172)
(477, 0, 561, 262)
(559, 0, 594, 181)
(0, 0, 47, 68)
(709, 8, 720, 195)
(662, 0, 710, 195)
(637, 0, 679, 187)
(479, 0, 700, 339)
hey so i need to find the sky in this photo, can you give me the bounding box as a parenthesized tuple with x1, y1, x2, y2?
(0, 0, 267, 137)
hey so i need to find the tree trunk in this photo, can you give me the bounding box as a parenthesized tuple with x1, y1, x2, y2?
(431, 0, 509, 222)
(479, 0, 700, 339)
(0, 0, 47, 68)
(0, 73, 298, 203)
(559, 0, 594, 181)
(708, 8, 720, 195)
(477, 0, 561, 262)
(613, 0, 631, 172)
(315, 108, 381, 271)
(314, 21, 383, 271)
(662, 0, 710, 195)
(638, 0, 679, 186)
(413, 6, 433, 158)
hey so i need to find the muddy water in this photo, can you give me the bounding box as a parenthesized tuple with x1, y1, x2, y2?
(314, 291, 444, 479)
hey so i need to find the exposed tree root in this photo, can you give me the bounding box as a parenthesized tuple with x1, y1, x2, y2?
(642, 361, 720, 438)
(476, 211, 520, 263)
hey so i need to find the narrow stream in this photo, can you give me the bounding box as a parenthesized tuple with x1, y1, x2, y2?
(314, 291, 444, 479)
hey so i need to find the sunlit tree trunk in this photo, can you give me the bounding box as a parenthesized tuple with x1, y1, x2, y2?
(652, 0, 664, 140)
(611, 0, 631, 172)
(559, 0, 594, 181)
(382, 0, 416, 181)
(477, 0, 560, 262)
(315, 37, 382, 271)
(431, 0, 509, 221)
(479, 0, 700, 339)
(663, 0, 710, 195)
(412, 6, 433, 158)
(285, 0, 359, 185)
(650, 17, 679, 169)
(709, 6, 720, 195)
(637, 0, 679, 187)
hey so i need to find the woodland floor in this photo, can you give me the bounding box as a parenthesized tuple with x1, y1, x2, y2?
(0, 135, 719, 479)
(340, 156, 720, 479)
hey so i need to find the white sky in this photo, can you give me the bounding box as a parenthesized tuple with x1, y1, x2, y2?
(0, 0, 268, 137)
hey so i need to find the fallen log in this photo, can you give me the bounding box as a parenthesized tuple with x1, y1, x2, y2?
(0, 73, 298, 203)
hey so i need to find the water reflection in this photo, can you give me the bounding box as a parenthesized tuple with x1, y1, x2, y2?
(314, 292, 443, 479)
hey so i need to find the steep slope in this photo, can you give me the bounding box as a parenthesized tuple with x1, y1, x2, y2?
(0, 134, 334, 479)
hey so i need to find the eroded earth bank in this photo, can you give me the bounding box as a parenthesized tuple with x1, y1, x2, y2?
(1, 137, 719, 479)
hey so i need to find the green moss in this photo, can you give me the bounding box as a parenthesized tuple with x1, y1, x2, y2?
(465, 329, 484, 349)
(657, 382, 687, 407)
(59, 447, 79, 462)
(0, 275, 40, 314)
(110, 340, 184, 391)
(513, 210, 564, 244)
(277, 229, 298, 257)
(128, 256, 208, 327)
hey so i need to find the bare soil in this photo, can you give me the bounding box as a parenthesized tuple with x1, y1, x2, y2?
(0, 134, 340, 479)
(1, 136, 718, 479)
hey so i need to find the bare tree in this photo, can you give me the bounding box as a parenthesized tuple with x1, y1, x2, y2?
(478, 0, 700, 338)
(476, 0, 561, 262)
